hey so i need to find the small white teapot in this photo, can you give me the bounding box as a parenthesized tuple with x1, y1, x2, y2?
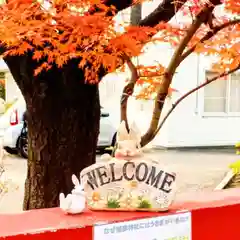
(59, 174, 86, 214)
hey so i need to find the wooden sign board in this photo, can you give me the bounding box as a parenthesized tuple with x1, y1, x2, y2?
(80, 159, 177, 212)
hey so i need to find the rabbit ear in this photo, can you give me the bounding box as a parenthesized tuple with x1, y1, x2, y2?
(117, 121, 129, 142)
(129, 121, 141, 143)
(72, 174, 80, 186)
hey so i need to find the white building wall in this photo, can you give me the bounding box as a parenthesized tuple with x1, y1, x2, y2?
(0, 59, 22, 103)
(160, 53, 240, 147)
(5, 72, 22, 103)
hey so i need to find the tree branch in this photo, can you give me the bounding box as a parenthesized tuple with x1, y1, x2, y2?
(139, 0, 188, 27)
(140, 0, 221, 147)
(120, 53, 138, 131)
(152, 64, 240, 140)
(104, 0, 133, 13)
(106, 0, 188, 27)
(181, 18, 240, 61)
(119, 5, 142, 131)
(120, 0, 190, 131)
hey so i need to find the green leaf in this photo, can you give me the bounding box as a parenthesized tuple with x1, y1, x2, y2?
(138, 199, 152, 209)
(107, 199, 120, 208)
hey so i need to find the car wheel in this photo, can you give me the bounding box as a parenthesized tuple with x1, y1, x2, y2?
(18, 137, 28, 159)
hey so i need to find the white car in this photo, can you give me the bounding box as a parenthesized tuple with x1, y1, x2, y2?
(1, 98, 117, 158)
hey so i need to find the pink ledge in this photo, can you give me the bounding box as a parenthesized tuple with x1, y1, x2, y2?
(0, 188, 240, 240)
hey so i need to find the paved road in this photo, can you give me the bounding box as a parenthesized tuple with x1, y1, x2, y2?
(0, 149, 238, 213)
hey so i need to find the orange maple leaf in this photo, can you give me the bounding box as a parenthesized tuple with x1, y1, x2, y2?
(32, 51, 43, 61)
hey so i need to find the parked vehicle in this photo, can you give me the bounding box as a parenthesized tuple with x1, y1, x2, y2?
(2, 99, 117, 158)
(18, 120, 28, 158)
(0, 97, 25, 137)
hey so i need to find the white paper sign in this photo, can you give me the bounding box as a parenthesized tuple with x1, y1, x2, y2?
(94, 212, 191, 240)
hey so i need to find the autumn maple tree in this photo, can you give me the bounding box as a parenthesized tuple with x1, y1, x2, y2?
(121, 0, 240, 145)
(0, 0, 239, 210)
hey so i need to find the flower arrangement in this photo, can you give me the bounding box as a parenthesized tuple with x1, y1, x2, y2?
(235, 142, 240, 155)
(138, 199, 152, 209)
(86, 183, 154, 210)
(217, 143, 240, 190)
(229, 143, 240, 174)
(107, 198, 121, 208)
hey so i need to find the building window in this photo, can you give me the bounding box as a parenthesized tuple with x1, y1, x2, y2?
(0, 72, 5, 100)
(204, 71, 240, 114)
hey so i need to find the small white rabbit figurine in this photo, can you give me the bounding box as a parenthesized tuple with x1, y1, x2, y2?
(59, 174, 86, 214)
(114, 121, 142, 160)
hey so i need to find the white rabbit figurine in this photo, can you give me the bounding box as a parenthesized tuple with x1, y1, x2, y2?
(114, 121, 142, 160)
(59, 174, 86, 214)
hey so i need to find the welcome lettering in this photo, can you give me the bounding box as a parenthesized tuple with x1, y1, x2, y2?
(81, 161, 176, 194)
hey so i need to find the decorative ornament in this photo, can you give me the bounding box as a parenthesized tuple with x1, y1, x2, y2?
(79, 121, 177, 212)
(114, 121, 142, 160)
(59, 174, 86, 214)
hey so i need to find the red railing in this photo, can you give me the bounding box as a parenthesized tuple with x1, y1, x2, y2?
(0, 188, 240, 240)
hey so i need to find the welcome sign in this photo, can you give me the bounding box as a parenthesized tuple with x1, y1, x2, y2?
(80, 159, 177, 211)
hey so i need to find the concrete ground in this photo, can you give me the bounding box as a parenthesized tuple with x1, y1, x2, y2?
(0, 149, 238, 214)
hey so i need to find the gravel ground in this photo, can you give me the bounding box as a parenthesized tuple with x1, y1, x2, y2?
(0, 149, 238, 213)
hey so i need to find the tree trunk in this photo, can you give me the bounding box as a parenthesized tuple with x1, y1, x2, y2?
(4, 56, 102, 210)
